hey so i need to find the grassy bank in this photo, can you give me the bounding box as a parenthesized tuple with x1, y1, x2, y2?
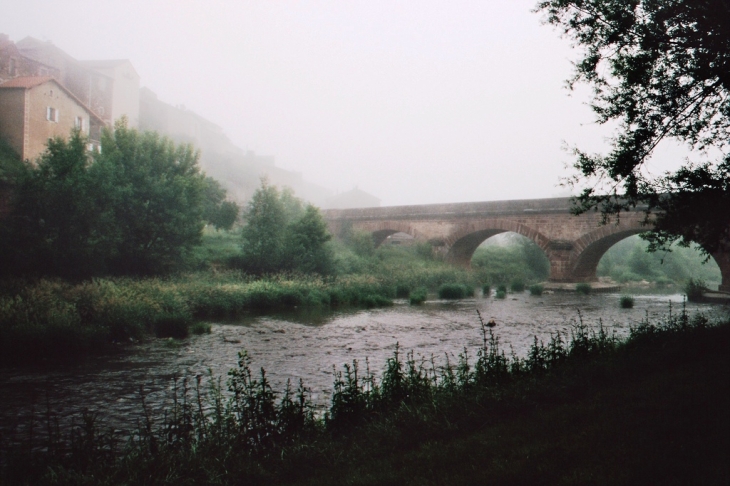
(2, 310, 728, 484)
(0, 238, 494, 364)
(0, 273, 402, 364)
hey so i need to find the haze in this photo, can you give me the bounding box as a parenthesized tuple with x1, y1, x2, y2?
(2, 1, 694, 206)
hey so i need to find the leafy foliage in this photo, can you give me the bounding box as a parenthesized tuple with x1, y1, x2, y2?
(240, 179, 334, 275)
(597, 235, 721, 285)
(201, 177, 239, 230)
(536, 0, 730, 253)
(471, 234, 550, 284)
(0, 122, 223, 278)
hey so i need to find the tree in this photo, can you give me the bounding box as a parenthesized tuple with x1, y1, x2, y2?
(202, 177, 239, 230)
(536, 0, 730, 254)
(97, 121, 208, 275)
(0, 122, 220, 278)
(0, 131, 111, 278)
(240, 179, 334, 275)
(240, 179, 288, 274)
(285, 204, 334, 275)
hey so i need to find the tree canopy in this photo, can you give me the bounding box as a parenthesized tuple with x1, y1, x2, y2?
(240, 179, 334, 275)
(0, 122, 238, 278)
(536, 0, 730, 254)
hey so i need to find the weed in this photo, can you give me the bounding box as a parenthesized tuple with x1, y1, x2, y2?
(576, 282, 592, 295)
(190, 322, 212, 335)
(684, 278, 708, 302)
(619, 295, 635, 308)
(409, 288, 427, 305)
(510, 280, 525, 292)
(438, 283, 473, 300)
(529, 284, 544, 296)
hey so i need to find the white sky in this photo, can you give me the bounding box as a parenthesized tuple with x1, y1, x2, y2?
(2, 0, 695, 206)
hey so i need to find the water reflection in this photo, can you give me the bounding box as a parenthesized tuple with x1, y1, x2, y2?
(1, 293, 726, 439)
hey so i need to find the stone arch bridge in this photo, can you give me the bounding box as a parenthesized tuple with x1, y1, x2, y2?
(323, 197, 729, 292)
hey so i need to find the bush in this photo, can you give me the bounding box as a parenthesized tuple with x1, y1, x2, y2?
(154, 314, 191, 339)
(576, 283, 592, 295)
(409, 288, 427, 305)
(395, 284, 411, 298)
(496, 284, 507, 294)
(495, 289, 507, 299)
(190, 322, 212, 335)
(529, 284, 544, 296)
(482, 284, 491, 297)
(510, 280, 526, 292)
(684, 278, 708, 302)
(619, 295, 635, 308)
(438, 283, 473, 300)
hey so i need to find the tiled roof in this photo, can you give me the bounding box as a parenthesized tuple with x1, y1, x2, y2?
(0, 76, 54, 89)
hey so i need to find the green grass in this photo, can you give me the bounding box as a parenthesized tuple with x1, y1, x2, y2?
(4, 312, 727, 485)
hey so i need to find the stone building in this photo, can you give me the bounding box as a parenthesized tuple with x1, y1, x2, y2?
(0, 76, 104, 161)
(0, 34, 60, 83)
(15, 36, 139, 128)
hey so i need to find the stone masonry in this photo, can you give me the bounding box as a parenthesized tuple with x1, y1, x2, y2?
(323, 197, 730, 292)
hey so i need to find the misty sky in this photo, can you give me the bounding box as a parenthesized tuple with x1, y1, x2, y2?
(3, 1, 696, 206)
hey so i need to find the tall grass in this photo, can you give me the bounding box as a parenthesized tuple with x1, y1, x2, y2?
(0, 273, 404, 364)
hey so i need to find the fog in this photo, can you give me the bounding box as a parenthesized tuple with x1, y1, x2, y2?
(2, 1, 697, 206)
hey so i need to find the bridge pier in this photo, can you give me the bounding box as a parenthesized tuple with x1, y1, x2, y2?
(714, 250, 730, 293)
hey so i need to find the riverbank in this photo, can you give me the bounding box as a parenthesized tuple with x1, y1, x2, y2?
(0, 265, 485, 365)
(3, 311, 728, 485)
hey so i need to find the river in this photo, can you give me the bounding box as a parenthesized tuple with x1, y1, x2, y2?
(1, 291, 727, 441)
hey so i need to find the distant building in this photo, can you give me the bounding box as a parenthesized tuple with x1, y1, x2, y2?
(325, 187, 381, 209)
(0, 34, 60, 83)
(80, 60, 140, 128)
(0, 76, 104, 161)
(16, 36, 139, 128)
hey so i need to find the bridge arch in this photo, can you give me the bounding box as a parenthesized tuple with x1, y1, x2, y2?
(444, 220, 551, 266)
(351, 220, 424, 247)
(568, 227, 646, 282)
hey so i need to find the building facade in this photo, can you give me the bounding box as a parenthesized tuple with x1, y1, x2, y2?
(0, 76, 104, 161)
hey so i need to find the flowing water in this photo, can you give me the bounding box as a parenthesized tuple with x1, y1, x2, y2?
(1, 292, 727, 441)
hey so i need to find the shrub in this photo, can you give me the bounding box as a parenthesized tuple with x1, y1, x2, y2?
(529, 284, 544, 296)
(495, 289, 507, 299)
(154, 314, 191, 339)
(438, 283, 473, 300)
(409, 288, 427, 305)
(190, 322, 212, 335)
(619, 295, 635, 308)
(496, 284, 507, 294)
(395, 284, 411, 298)
(576, 283, 592, 295)
(685, 278, 708, 302)
(510, 280, 526, 293)
(482, 284, 491, 297)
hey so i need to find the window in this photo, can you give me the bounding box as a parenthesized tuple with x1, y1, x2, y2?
(46, 107, 58, 122)
(74, 116, 85, 131)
